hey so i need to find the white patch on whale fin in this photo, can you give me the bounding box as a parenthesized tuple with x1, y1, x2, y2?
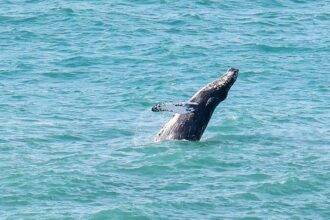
(152, 102, 198, 114)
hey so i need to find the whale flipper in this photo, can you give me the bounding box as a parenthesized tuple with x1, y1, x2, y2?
(151, 102, 198, 114)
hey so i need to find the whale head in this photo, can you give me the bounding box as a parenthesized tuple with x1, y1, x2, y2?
(189, 67, 239, 113)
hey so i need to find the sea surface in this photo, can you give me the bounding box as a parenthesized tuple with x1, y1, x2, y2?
(1, 0, 330, 219)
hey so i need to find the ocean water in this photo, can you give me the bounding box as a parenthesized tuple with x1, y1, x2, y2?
(1, 0, 330, 219)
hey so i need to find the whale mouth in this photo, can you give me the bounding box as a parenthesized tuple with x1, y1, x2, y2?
(228, 67, 239, 73)
(219, 67, 239, 85)
(224, 67, 239, 83)
(228, 67, 239, 78)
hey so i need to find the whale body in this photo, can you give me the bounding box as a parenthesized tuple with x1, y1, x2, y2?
(152, 68, 239, 141)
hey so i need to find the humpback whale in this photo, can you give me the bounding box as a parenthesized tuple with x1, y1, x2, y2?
(152, 68, 239, 141)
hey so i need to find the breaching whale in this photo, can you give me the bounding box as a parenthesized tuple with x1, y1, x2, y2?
(152, 68, 239, 141)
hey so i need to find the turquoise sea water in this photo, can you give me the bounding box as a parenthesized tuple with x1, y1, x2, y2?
(1, 0, 330, 219)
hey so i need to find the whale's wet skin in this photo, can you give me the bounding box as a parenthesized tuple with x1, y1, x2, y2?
(153, 68, 239, 141)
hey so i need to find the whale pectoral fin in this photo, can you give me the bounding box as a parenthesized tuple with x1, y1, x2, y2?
(184, 102, 199, 113)
(152, 102, 198, 114)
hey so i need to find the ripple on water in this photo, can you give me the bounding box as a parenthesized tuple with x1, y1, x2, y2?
(255, 177, 320, 196)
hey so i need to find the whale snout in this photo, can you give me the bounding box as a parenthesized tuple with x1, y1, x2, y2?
(227, 67, 239, 80)
(228, 67, 239, 73)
